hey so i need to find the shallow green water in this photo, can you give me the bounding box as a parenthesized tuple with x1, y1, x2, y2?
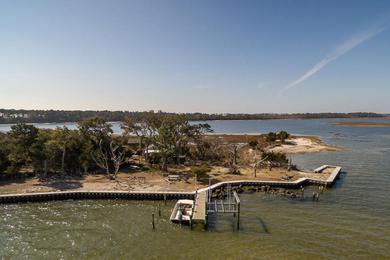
(1, 119, 390, 259)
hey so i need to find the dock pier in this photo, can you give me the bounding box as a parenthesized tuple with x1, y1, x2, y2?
(191, 191, 207, 227)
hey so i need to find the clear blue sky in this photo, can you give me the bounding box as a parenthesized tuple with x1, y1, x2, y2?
(1, 0, 390, 113)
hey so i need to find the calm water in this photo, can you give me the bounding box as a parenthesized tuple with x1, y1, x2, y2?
(1, 119, 390, 259)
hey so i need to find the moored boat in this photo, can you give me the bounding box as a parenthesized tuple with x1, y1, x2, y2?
(170, 199, 194, 224)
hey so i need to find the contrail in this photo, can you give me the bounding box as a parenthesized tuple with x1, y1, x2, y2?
(279, 24, 387, 96)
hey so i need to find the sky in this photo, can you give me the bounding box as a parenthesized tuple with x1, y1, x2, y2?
(1, 0, 390, 113)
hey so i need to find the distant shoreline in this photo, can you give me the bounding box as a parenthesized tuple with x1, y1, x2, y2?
(335, 121, 390, 127)
(0, 109, 387, 124)
(0, 117, 389, 126)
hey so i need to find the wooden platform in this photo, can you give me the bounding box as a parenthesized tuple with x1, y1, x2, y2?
(192, 191, 207, 225)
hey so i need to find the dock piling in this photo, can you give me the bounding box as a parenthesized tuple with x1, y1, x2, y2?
(236, 202, 240, 230)
(152, 213, 155, 230)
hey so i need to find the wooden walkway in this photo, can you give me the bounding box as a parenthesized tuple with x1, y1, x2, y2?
(191, 191, 207, 225)
(197, 165, 342, 193)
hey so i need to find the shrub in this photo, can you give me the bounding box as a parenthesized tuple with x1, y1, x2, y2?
(189, 164, 211, 181)
(147, 153, 161, 165)
(278, 131, 290, 142)
(261, 151, 288, 164)
(248, 140, 258, 149)
(266, 132, 277, 142)
(266, 131, 290, 143)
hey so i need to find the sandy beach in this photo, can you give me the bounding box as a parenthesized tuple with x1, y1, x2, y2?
(269, 136, 340, 154)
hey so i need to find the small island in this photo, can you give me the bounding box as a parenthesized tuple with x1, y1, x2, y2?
(0, 113, 341, 197)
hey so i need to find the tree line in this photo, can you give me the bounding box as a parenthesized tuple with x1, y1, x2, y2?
(0, 114, 212, 179)
(0, 109, 385, 124)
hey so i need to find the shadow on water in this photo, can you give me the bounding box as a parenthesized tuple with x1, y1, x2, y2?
(203, 211, 271, 234)
(256, 217, 270, 234)
(331, 171, 347, 189)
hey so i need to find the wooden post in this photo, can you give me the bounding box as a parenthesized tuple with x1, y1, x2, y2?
(208, 177, 211, 203)
(164, 193, 167, 205)
(236, 202, 240, 230)
(152, 213, 155, 230)
(233, 191, 241, 231)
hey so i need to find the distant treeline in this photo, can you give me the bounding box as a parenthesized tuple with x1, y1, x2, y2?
(0, 109, 386, 124)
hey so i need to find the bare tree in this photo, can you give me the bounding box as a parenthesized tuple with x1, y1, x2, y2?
(92, 140, 110, 175)
(92, 140, 126, 179)
(109, 141, 126, 179)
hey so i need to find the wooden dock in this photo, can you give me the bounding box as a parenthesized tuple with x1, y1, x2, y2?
(310, 165, 342, 185)
(191, 191, 207, 226)
(207, 188, 241, 230)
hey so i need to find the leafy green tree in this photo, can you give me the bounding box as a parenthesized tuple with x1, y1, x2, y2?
(8, 123, 41, 173)
(78, 117, 113, 145)
(153, 123, 174, 171)
(0, 134, 11, 174)
(121, 112, 160, 158)
(41, 127, 84, 176)
(78, 117, 113, 172)
(278, 131, 290, 143)
(150, 114, 212, 170)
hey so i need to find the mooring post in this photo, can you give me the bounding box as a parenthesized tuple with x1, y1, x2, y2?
(236, 202, 240, 230)
(208, 177, 211, 203)
(152, 213, 155, 230)
(164, 193, 167, 205)
(233, 190, 240, 231)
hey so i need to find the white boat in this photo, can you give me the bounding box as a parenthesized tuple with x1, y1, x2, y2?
(170, 199, 194, 224)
